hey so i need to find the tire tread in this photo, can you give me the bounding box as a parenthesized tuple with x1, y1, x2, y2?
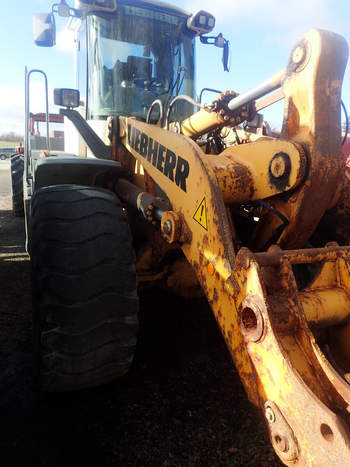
(31, 184, 138, 391)
(10, 154, 24, 216)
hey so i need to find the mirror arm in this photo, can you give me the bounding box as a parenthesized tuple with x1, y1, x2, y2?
(59, 108, 112, 160)
(200, 33, 231, 72)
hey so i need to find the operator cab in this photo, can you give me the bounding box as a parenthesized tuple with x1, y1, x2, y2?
(32, 0, 229, 154)
(85, 1, 196, 122)
(33, 0, 224, 126)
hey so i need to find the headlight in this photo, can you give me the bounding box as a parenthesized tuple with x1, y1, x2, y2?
(186, 10, 216, 36)
(54, 88, 80, 108)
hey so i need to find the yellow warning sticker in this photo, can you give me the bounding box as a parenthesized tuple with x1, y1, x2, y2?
(193, 197, 208, 230)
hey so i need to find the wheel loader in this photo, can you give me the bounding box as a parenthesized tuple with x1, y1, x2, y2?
(24, 0, 350, 464)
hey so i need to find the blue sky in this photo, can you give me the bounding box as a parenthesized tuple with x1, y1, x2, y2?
(0, 0, 349, 134)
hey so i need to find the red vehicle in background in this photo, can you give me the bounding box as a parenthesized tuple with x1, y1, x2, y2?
(15, 113, 64, 154)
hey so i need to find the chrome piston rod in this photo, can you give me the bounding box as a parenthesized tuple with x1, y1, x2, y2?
(227, 69, 286, 112)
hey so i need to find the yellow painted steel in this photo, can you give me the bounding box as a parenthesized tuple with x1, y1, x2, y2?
(180, 108, 229, 138)
(301, 288, 350, 326)
(180, 70, 285, 139)
(299, 258, 350, 326)
(115, 29, 350, 466)
(254, 29, 349, 250)
(120, 116, 259, 404)
(208, 138, 305, 203)
(232, 250, 350, 465)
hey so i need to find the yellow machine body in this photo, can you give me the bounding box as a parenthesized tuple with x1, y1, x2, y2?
(102, 29, 350, 465)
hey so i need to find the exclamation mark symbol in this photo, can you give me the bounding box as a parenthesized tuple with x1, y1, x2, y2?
(200, 205, 204, 223)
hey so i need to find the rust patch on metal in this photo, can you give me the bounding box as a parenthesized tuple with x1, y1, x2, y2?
(238, 294, 265, 343)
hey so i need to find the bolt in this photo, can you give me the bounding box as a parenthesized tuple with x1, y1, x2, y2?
(292, 45, 305, 65)
(163, 220, 172, 235)
(270, 155, 286, 178)
(265, 406, 276, 424)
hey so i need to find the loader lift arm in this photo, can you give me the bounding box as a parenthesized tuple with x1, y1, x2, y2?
(113, 29, 350, 465)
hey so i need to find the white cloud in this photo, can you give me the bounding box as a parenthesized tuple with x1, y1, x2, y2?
(0, 86, 25, 135)
(0, 82, 57, 136)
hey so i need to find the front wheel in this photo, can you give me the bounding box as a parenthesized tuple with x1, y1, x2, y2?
(30, 184, 139, 391)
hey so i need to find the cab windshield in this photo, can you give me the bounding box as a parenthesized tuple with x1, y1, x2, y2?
(87, 5, 195, 121)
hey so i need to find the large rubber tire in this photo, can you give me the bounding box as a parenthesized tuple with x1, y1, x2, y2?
(30, 185, 139, 392)
(10, 154, 24, 216)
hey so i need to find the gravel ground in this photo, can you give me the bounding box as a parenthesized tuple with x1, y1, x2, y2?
(0, 161, 282, 467)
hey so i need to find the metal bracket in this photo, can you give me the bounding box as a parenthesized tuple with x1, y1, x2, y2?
(60, 108, 112, 159)
(264, 401, 299, 463)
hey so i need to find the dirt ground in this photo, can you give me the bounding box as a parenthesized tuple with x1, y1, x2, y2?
(0, 161, 282, 467)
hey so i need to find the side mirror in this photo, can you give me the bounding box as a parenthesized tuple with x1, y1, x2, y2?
(54, 88, 80, 108)
(33, 13, 56, 47)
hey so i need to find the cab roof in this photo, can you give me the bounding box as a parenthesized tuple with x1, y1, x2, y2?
(118, 0, 190, 18)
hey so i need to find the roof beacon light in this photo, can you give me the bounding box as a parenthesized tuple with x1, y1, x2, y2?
(187, 10, 215, 36)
